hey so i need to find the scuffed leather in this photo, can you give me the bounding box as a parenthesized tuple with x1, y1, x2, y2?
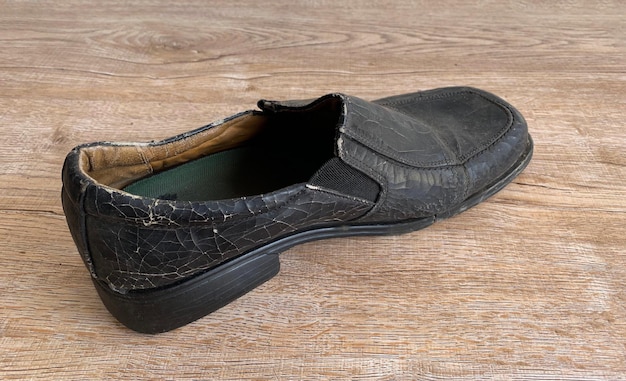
(373, 88, 528, 202)
(62, 86, 530, 293)
(338, 87, 528, 221)
(260, 87, 529, 222)
(87, 185, 371, 291)
(63, 153, 373, 291)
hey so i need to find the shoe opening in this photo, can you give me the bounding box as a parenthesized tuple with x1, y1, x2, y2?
(79, 97, 342, 201)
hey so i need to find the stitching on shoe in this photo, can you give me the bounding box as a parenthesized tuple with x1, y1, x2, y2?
(342, 136, 469, 218)
(342, 97, 453, 167)
(341, 134, 472, 172)
(377, 89, 516, 163)
(340, 147, 391, 218)
(377, 92, 461, 166)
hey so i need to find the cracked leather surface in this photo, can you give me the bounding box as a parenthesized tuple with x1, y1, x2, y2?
(84, 185, 371, 291)
(62, 86, 530, 292)
(338, 87, 528, 221)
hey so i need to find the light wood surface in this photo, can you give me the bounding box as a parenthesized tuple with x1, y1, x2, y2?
(1, 1, 625, 379)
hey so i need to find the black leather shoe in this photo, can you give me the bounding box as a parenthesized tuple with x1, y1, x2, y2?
(62, 86, 533, 333)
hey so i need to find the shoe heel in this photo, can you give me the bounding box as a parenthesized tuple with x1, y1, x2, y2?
(92, 251, 280, 334)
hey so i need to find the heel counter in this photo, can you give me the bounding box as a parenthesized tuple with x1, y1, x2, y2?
(62, 148, 99, 277)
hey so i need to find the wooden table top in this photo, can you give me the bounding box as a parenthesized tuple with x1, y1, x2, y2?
(1, 1, 624, 379)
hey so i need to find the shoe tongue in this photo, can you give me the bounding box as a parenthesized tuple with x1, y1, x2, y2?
(257, 93, 345, 113)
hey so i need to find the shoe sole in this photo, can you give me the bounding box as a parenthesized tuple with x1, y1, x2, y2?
(93, 136, 534, 333)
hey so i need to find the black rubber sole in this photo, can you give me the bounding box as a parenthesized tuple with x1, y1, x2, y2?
(94, 137, 533, 333)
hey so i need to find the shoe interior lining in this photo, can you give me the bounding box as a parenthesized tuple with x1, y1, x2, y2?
(123, 144, 302, 201)
(79, 97, 341, 200)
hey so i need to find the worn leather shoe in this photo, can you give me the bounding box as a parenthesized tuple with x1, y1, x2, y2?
(62, 86, 533, 333)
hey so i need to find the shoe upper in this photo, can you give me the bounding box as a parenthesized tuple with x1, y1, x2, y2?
(62, 86, 530, 293)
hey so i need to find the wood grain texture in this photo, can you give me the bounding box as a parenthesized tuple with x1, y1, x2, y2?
(1, 0, 624, 379)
